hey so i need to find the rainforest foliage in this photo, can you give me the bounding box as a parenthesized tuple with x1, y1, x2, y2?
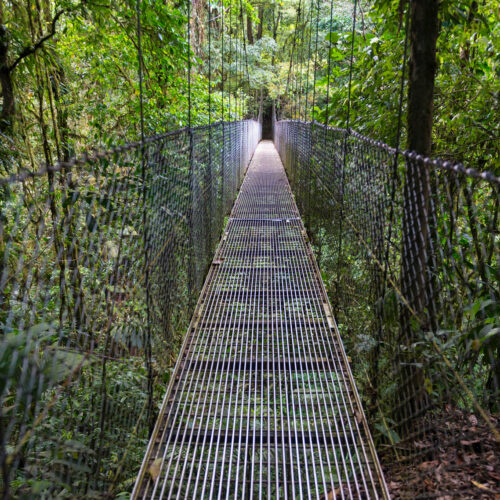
(0, 0, 498, 497)
(1, 0, 498, 174)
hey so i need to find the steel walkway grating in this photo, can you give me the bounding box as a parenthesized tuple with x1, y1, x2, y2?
(133, 141, 389, 499)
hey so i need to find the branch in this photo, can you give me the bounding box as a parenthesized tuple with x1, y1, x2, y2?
(8, 9, 67, 72)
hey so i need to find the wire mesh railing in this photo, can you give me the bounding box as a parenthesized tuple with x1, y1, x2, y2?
(275, 119, 500, 497)
(0, 119, 261, 498)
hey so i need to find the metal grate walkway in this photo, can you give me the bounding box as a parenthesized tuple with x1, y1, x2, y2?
(133, 141, 389, 499)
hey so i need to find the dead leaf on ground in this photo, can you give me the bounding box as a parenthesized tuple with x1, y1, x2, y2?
(417, 460, 437, 470)
(460, 439, 480, 446)
(148, 458, 163, 481)
(471, 479, 491, 491)
(323, 487, 341, 499)
(468, 414, 478, 426)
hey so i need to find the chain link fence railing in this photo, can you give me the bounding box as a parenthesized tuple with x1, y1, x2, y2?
(0, 119, 261, 498)
(275, 119, 500, 497)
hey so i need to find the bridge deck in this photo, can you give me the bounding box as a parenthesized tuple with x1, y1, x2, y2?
(133, 141, 389, 499)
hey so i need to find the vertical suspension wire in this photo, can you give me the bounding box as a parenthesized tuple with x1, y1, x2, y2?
(291, 14, 297, 119)
(345, 0, 358, 132)
(221, 0, 225, 124)
(311, 0, 321, 122)
(240, 6, 244, 119)
(292, 5, 299, 119)
(236, 4, 240, 119)
(392, 4, 411, 163)
(272, 6, 281, 121)
(300, 6, 309, 121)
(239, 0, 252, 118)
(299, 2, 309, 121)
(324, 0, 335, 127)
(284, 38, 294, 118)
(293, 4, 303, 120)
(235, 3, 239, 120)
(336, 0, 357, 299)
(232, 3, 235, 119)
(293, 0, 305, 120)
(135, 0, 154, 430)
(372, 1, 411, 409)
(235, 4, 242, 174)
(285, 0, 301, 119)
(187, 0, 197, 307)
(300, 0, 314, 229)
(136, 0, 145, 143)
(301, 16, 308, 121)
(304, 0, 315, 121)
(228, 0, 232, 120)
(221, 0, 225, 212)
(208, 0, 213, 255)
(209, 1, 212, 129)
(187, 0, 192, 129)
(239, 4, 244, 119)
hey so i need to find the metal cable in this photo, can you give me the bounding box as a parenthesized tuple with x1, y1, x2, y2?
(285, 0, 302, 116)
(324, 0, 335, 127)
(239, 0, 252, 118)
(304, 0, 315, 121)
(136, 0, 154, 430)
(336, 0, 358, 288)
(345, 0, 357, 132)
(187, 0, 192, 128)
(311, 0, 321, 121)
(373, 0, 411, 407)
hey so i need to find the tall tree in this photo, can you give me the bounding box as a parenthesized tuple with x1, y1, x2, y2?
(256, 5, 264, 40)
(247, 11, 254, 44)
(407, 0, 439, 155)
(398, 0, 440, 432)
(0, 20, 14, 133)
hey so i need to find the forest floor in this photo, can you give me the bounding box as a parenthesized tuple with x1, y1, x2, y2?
(383, 407, 500, 499)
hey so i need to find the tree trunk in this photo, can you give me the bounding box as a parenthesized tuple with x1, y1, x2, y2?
(397, 0, 440, 435)
(256, 5, 264, 40)
(271, 6, 281, 66)
(407, 0, 439, 156)
(272, 7, 281, 41)
(403, 0, 439, 318)
(246, 11, 254, 44)
(0, 25, 15, 133)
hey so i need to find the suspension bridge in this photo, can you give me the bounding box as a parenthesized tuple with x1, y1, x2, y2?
(132, 139, 388, 498)
(1, 0, 499, 498)
(2, 112, 498, 498)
